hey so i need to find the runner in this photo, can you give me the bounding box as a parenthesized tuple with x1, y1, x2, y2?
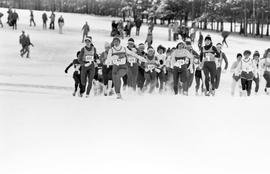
(262, 48, 270, 95)
(65, 51, 82, 96)
(137, 43, 147, 92)
(164, 48, 174, 93)
(252, 51, 261, 95)
(230, 53, 242, 96)
(143, 46, 158, 94)
(171, 42, 194, 95)
(100, 42, 113, 96)
(78, 36, 99, 98)
(126, 38, 139, 92)
(237, 50, 255, 96)
(185, 41, 199, 92)
(105, 37, 146, 99)
(156, 45, 166, 93)
(200, 35, 220, 96)
(214, 43, 228, 90)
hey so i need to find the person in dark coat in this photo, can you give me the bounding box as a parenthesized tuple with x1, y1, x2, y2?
(42, 12, 48, 29)
(134, 17, 143, 36)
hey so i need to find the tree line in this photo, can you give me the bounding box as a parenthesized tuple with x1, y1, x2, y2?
(1, 0, 269, 37)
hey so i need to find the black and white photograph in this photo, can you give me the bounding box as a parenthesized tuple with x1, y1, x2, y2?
(0, 0, 270, 174)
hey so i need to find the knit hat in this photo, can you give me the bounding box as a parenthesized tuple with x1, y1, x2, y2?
(205, 35, 212, 41)
(147, 46, 155, 51)
(185, 41, 192, 45)
(253, 51, 260, 58)
(157, 45, 166, 53)
(112, 37, 121, 43)
(243, 50, 251, 55)
(128, 38, 135, 43)
(236, 53, 242, 58)
(85, 36, 92, 42)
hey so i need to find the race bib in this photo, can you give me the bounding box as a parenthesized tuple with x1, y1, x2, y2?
(147, 64, 155, 71)
(128, 57, 136, 64)
(266, 67, 270, 71)
(205, 53, 212, 61)
(216, 59, 221, 67)
(175, 59, 185, 67)
(113, 57, 126, 65)
(85, 55, 93, 62)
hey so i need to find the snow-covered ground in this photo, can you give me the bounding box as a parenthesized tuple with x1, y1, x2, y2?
(0, 8, 270, 174)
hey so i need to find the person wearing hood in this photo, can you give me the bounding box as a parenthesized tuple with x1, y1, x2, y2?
(78, 36, 99, 98)
(105, 37, 146, 99)
(200, 35, 220, 96)
(171, 41, 194, 95)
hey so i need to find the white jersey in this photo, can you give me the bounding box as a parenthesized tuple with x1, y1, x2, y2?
(241, 57, 254, 73)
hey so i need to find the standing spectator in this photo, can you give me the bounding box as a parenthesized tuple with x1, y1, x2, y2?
(190, 27, 196, 43)
(19, 31, 26, 54)
(124, 20, 133, 37)
(221, 31, 230, 47)
(134, 17, 143, 36)
(0, 12, 3, 28)
(172, 21, 179, 41)
(168, 22, 173, 41)
(58, 15, 64, 34)
(42, 12, 47, 29)
(20, 31, 33, 58)
(11, 10, 19, 30)
(148, 19, 154, 33)
(49, 11, 55, 30)
(81, 22, 90, 43)
(117, 20, 124, 39)
(7, 7, 12, 25)
(29, 10, 36, 27)
(198, 31, 203, 50)
(145, 29, 153, 48)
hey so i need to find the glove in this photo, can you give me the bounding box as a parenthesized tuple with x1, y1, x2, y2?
(64, 69, 68, 74)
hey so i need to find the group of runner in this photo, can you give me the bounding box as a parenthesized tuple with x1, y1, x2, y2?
(65, 35, 270, 99)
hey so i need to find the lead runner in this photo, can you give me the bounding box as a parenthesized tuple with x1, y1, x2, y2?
(105, 37, 146, 99)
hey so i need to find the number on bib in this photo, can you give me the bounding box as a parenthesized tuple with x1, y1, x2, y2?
(148, 64, 155, 71)
(128, 57, 136, 64)
(175, 59, 185, 67)
(113, 57, 126, 65)
(85, 55, 93, 62)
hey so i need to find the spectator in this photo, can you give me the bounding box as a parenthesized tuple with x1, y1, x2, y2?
(134, 17, 143, 36)
(49, 11, 55, 30)
(30, 10, 36, 27)
(168, 22, 173, 41)
(82, 22, 90, 42)
(124, 20, 133, 37)
(172, 21, 179, 41)
(11, 10, 19, 30)
(0, 12, 3, 27)
(42, 12, 47, 29)
(58, 15, 64, 34)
